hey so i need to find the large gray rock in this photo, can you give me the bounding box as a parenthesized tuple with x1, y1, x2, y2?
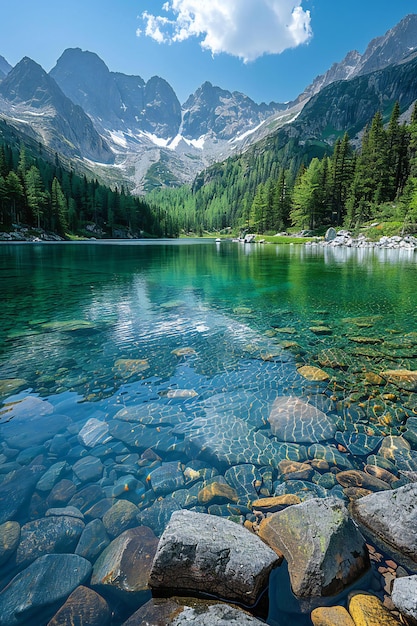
(258, 497, 369, 597)
(149, 509, 280, 606)
(351, 482, 417, 567)
(391, 575, 417, 624)
(122, 597, 266, 625)
(0, 554, 92, 626)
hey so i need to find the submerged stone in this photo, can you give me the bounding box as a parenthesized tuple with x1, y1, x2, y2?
(149, 462, 185, 496)
(0, 554, 92, 626)
(268, 396, 336, 443)
(78, 418, 110, 448)
(13, 516, 85, 571)
(334, 432, 383, 456)
(91, 527, 158, 605)
(0, 521, 20, 566)
(297, 366, 330, 382)
(102, 500, 139, 539)
(47, 585, 111, 626)
(380, 369, 417, 391)
(0, 460, 45, 524)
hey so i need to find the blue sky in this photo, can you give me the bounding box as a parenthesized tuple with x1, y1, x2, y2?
(0, 1, 412, 105)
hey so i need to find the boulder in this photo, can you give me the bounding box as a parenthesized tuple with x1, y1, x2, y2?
(311, 605, 355, 625)
(0, 554, 92, 626)
(149, 509, 279, 606)
(391, 575, 417, 625)
(348, 592, 402, 625)
(257, 497, 369, 597)
(47, 585, 111, 626)
(350, 482, 417, 567)
(91, 526, 158, 605)
(122, 597, 267, 625)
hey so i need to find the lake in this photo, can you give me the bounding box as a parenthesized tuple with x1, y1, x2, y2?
(0, 240, 416, 624)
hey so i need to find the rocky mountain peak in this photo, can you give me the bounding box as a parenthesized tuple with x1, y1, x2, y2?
(0, 57, 65, 108)
(296, 13, 417, 104)
(0, 55, 12, 80)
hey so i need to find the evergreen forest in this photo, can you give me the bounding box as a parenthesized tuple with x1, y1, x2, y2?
(148, 102, 417, 237)
(0, 126, 179, 238)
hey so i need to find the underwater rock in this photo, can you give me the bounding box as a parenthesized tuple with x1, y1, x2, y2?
(78, 418, 111, 448)
(335, 470, 391, 492)
(0, 554, 92, 626)
(380, 369, 417, 391)
(335, 432, 383, 457)
(268, 397, 336, 444)
(307, 444, 354, 470)
(72, 455, 104, 483)
(0, 521, 20, 566)
(148, 462, 185, 497)
(136, 497, 181, 537)
(197, 482, 239, 505)
(113, 358, 150, 378)
(149, 509, 279, 606)
(13, 516, 85, 571)
(75, 518, 110, 563)
(102, 500, 139, 539)
(297, 366, 330, 382)
(351, 482, 417, 567)
(46, 585, 111, 626)
(91, 527, 158, 605)
(36, 462, 68, 493)
(0, 379, 27, 397)
(258, 497, 369, 597)
(180, 411, 303, 469)
(252, 494, 301, 514)
(0, 459, 45, 524)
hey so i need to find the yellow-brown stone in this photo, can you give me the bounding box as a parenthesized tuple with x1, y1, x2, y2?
(114, 358, 150, 377)
(311, 605, 355, 626)
(171, 347, 197, 357)
(252, 494, 301, 513)
(197, 482, 238, 505)
(255, 516, 285, 560)
(363, 465, 398, 485)
(297, 365, 330, 382)
(380, 369, 417, 391)
(364, 372, 385, 385)
(335, 470, 390, 491)
(348, 592, 402, 625)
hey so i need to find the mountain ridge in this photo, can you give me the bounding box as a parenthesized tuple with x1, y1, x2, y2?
(0, 14, 416, 192)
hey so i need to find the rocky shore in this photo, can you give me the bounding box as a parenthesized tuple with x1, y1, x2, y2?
(306, 228, 417, 249)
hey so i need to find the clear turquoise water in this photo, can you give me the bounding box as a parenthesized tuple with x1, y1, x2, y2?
(0, 240, 416, 624)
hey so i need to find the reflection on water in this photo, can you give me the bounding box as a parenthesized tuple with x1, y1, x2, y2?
(0, 241, 416, 625)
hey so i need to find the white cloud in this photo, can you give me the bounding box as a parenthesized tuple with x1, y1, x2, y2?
(138, 0, 312, 62)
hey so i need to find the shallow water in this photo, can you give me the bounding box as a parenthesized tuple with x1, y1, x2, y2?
(0, 240, 416, 624)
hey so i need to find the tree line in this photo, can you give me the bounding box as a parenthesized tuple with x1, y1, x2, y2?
(0, 140, 179, 238)
(148, 102, 417, 235)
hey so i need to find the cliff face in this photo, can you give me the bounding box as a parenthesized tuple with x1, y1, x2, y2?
(0, 57, 114, 163)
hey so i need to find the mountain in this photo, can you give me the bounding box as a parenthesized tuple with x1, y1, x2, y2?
(0, 55, 12, 80)
(0, 57, 113, 163)
(1, 14, 417, 194)
(297, 14, 417, 103)
(181, 81, 285, 141)
(50, 48, 182, 139)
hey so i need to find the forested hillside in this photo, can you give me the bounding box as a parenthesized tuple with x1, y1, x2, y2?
(0, 121, 178, 238)
(148, 101, 417, 236)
